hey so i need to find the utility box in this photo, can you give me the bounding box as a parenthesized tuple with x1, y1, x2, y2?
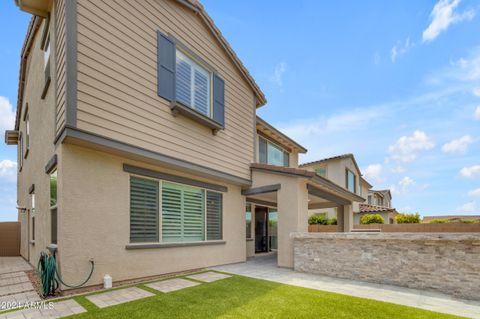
(103, 275, 112, 289)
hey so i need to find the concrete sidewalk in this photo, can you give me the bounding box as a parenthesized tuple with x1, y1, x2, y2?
(211, 254, 480, 319)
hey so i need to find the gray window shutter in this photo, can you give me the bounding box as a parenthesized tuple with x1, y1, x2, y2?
(157, 31, 176, 102)
(206, 191, 222, 240)
(130, 177, 159, 243)
(213, 74, 225, 127)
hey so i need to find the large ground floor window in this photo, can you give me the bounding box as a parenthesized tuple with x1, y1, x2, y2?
(130, 176, 222, 243)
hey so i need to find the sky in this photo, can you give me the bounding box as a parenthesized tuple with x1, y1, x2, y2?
(0, 0, 479, 221)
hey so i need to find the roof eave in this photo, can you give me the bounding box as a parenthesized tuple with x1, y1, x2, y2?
(256, 116, 308, 153)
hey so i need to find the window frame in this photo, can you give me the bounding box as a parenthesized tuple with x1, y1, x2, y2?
(258, 136, 290, 167)
(245, 203, 252, 239)
(315, 166, 327, 178)
(345, 169, 356, 194)
(175, 49, 213, 118)
(44, 34, 51, 70)
(129, 175, 223, 244)
(50, 169, 58, 244)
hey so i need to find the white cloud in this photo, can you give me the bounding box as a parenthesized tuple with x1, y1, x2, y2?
(390, 176, 416, 196)
(0, 96, 15, 133)
(363, 164, 383, 184)
(391, 166, 406, 174)
(422, 0, 475, 43)
(0, 160, 17, 182)
(269, 62, 287, 86)
(460, 165, 480, 178)
(456, 201, 477, 213)
(475, 106, 480, 120)
(473, 87, 480, 96)
(441, 135, 474, 154)
(468, 188, 480, 197)
(389, 130, 435, 162)
(391, 37, 414, 62)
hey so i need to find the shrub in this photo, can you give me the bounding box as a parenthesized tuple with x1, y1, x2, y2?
(360, 214, 384, 225)
(460, 220, 480, 224)
(327, 217, 337, 225)
(395, 213, 420, 224)
(308, 214, 328, 225)
(428, 219, 448, 224)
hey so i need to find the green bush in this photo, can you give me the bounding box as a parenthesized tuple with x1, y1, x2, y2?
(327, 217, 337, 225)
(360, 214, 384, 225)
(308, 214, 328, 225)
(428, 219, 448, 224)
(461, 220, 480, 224)
(395, 213, 420, 224)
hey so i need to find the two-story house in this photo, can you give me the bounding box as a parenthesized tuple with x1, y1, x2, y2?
(300, 154, 397, 224)
(6, 0, 363, 290)
(359, 189, 398, 224)
(300, 154, 367, 217)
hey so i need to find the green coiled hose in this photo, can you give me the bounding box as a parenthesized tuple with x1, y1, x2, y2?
(37, 251, 95, 298)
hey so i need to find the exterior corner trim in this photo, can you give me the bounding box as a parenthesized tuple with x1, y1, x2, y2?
(64, 0, 77, 127)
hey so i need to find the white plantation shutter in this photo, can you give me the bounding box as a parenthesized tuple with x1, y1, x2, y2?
(193, 68, 210, 116)
(130, 177, 159, 242)
(161, 183, 182, 242)
(175, 52, 192, 107)
(175, 50, 211, 117)
(162, 182, 204, 242)
(206, 191, 222, 240)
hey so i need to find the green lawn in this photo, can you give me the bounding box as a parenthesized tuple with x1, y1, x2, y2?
(67, 274, 465, 319)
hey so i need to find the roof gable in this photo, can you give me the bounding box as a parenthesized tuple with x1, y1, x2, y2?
(175, 0, 266, 107)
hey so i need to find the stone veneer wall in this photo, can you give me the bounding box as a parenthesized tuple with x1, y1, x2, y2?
(292, 232, 480, 300)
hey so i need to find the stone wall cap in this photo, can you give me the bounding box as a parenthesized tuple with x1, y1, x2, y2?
(291, 232, 480, 241)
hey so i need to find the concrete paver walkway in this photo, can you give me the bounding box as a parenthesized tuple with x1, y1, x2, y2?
(86, 287, 154, 309)
(0, 258, 40, 310)
(212, 254, 480, 319)
(146, 278, 199, 293)
(186, 272, 231, 283)
(0, 299, 86, 319)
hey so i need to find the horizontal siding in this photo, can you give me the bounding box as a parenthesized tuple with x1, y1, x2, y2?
(76, 0, 255, 180)
(54, 0, 66, 136)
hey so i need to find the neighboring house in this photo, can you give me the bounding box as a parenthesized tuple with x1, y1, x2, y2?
(6, 0, 364, 289)
(354, 204, 398, 225)
(367, 189, 392, 208)
(300, 155, 397, 224)
(300, 154, 367, 219)
(422, 215, 480, 223)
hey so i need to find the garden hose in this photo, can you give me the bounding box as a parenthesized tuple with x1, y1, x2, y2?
(37, 251, 95, 298)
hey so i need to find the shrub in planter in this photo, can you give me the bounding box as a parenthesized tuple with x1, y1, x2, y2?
(395, 213, 420, 224)
(327, 217, 337, 225)
(461, 220, 480, 224)
(308, 214, 328, 225)
(360, 213, 384, 225)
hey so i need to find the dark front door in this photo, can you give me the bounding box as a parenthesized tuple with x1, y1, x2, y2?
(255, 206, 268, 253)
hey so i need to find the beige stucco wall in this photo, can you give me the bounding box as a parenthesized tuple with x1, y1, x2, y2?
(75, 0, 255, 181)
(16, 10, 60, 264)
(57, 143, 246, 286)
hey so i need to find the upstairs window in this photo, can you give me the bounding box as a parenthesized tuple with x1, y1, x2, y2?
(175, 50, 211, 117)
(315, 167, 327, 178)
(259, 136, 289, 167)
(346, 169, 356, 193)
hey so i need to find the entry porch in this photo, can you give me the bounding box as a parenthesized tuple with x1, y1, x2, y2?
(243, 164, 365, 268)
